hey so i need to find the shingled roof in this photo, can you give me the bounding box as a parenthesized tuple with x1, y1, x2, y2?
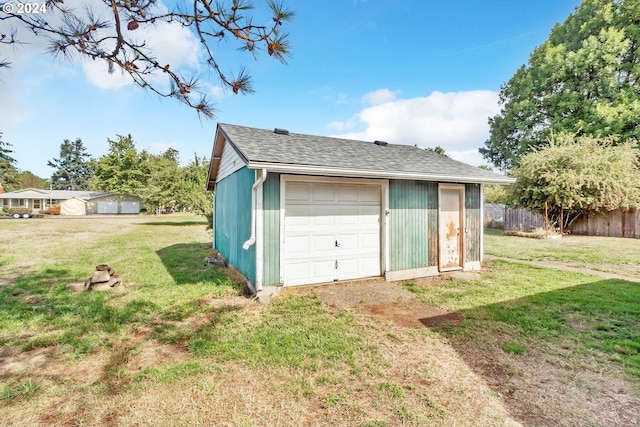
(208, 123, 513, 189)
(0, 188, 110, 200)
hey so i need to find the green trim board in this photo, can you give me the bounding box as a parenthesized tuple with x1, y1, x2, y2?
(388, 180, 430, 271)
(464, 183, 482, 263)
(262, 172, 281, 286)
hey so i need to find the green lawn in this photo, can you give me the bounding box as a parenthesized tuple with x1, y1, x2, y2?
(0, 215, 237, 357)
(405, 230, 640, 379)
(484, 228, 640, 277)
(1, 216, 638, 425)
(1, 215, 443, 426)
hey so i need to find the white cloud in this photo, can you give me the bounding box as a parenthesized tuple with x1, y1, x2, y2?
(329, 90, 500, 165)
(81, 7, 202, 90)
(82, 59, 133, 89)
(362, 88, 400, 106)
(447, 149, 490, 168)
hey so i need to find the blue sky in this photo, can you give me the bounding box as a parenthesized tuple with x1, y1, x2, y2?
(0, 0, 580, 179)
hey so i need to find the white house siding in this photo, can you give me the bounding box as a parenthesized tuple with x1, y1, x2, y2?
(216, 140, 246, 183)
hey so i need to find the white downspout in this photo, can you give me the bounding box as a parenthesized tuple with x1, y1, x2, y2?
(243, 168, 267, 250)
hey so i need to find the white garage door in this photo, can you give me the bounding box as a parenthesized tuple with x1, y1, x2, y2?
(284, 181, 381, 286)
(97, 200, 118, 214)
(120, 201, 140, 214)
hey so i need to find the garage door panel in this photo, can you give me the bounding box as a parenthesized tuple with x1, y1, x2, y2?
(285, 235, 310, 257)
(120, 201, 140, 214)
(97, 200, 117, 214)
(336, 212, 358, 225)
(287, 260, 335, 286)
(336, 258, 359, 279)
(312, 184, 335, 202)
(286, 262, 310, 283)
(337, 233, 358, 250)
(358, 186, 381, 203)
(360, 232, 380, 249)
(284, 181, 381, 286)
(358, 256, 381, 276)
(286, 183, 312, 202)
(337, 186, 360, 203)
(313, 234, 336, 253)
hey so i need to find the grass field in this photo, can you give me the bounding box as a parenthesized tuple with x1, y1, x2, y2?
(1, 215, 639, 426)
(484, 228, 640, 278)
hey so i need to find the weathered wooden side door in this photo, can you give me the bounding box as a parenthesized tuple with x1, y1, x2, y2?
(438, 185, 464, 271)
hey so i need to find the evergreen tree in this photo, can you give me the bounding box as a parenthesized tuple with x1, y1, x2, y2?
(48, 138, 93, 190)
(0, 132, 19, 192)
(17, 171, 48, 189)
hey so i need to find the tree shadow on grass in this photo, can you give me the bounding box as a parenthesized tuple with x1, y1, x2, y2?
(155, 243, 236, 288)
(427, 278, 640, 427)
(137, 221, 208, 227)
(0, 268, 160, 354)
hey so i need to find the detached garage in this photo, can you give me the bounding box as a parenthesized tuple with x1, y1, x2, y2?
(207, 123, 513, 296)
(88, 194, 142, 215)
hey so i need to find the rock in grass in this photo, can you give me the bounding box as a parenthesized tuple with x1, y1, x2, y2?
(89, 269, 111, 284)
(66, 282, 87, 292)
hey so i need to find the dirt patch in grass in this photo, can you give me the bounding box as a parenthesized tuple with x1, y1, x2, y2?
(364, 301, 463, 328)
(455, 345, 640, 427)
(303, 277, 640, 427)
(299, 278, 464, 329)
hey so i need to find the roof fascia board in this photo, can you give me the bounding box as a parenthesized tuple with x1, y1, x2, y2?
(247, 162, 515, 184)
(207, 125, 250, 191)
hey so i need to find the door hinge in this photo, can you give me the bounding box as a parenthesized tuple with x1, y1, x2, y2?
(335, 260, 338, 269)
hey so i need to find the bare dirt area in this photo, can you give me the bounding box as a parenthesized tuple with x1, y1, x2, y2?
(297, 278, 640, 427)
(295, 277, 465, 329)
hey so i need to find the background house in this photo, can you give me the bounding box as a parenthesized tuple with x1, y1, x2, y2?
(207, 123, 514, 295)
(0, 188, 143, 215)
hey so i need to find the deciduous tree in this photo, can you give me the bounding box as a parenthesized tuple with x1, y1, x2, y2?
(510, 134, 640, 230)
(90, 134, 147, 194)
(482, 0, 640, 171)
(424, 146, 450, 158)
(139, 149, 183, 215)
(0, 0, 294, 117)
(179, 153, 212, 216)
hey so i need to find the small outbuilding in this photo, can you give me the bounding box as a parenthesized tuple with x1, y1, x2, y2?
(207, 123, 513, 296)
(0, 188, 143, 215)
(60, 197, 88, 216)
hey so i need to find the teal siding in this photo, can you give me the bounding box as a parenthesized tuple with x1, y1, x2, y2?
(464, 183, 481, 263)
(262, 173, 281, 286)
(214, 167, 256, 283)
(389, 180, 432, 271)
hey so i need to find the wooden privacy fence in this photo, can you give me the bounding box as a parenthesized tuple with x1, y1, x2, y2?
(503, 207, 546, 232)
(570, 210, 640, 238)
(500, 206, 640, 239)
